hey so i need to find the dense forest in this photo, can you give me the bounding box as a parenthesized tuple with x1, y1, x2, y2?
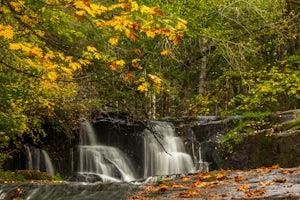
(0, 0, 299, 164)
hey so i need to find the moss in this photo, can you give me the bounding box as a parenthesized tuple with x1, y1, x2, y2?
(283, 117, 300, 130)
(15, 170, 53, 181)
(0, 169, 26, 182)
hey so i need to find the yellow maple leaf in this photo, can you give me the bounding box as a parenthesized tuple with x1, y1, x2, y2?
(176, 21, 187, 29)
(47, 71, 58, 81)
(61, 67, 73, 74)
(19, 15, 32, 24)
(108, 36, 119, 45)
(10, 1, 22, 12)
(125, 29, 138, 40)
(44, 53, 56, 60)
(134, 77, 145, 85)
(130, 1, 139, 12)
(73, 1, 87, 9)
(140, 5, 151, 14)
(69, 62, 81, 70)
(0, 24, 14, 39)
(115, 59, 125, 67)
(145, 30, 156, 38)
(137, 82, 149, 93)
(9, 43, 22, 50)
(160, 50, 172, 56)
(148, 74, 161, 84)
(35, 30, 45, 37)
(131, 58, 142, 70)
(86, 45, 97, 52)
(30, 46, 44, 58)
(74, 10, 86, 20)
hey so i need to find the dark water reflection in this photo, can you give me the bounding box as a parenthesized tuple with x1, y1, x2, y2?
(0, 182, 140, 200)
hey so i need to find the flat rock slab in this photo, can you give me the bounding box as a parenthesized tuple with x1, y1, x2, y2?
(130, 166, 300, 199)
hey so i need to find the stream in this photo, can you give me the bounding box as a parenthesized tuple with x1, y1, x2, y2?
(0, 182, 140, 200)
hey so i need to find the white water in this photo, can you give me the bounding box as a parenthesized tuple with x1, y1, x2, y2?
(42, 150, 55, 176)
(143, 121, 195, 177)
(195, 144, 209, 172)
(77, 120, 136, 182)
(25, 146, 55, 176)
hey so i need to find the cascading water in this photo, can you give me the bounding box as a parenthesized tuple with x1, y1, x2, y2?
(195, 143, 209, 172)
(143, 121, 195, 178)
(76, 120, 136, 182)
(24, 146, 55, 176)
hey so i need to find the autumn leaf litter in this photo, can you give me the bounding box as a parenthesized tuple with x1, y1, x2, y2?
(129, 165, 300, 199)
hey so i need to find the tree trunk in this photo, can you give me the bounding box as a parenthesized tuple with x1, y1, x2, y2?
(198, 55, 207, 95)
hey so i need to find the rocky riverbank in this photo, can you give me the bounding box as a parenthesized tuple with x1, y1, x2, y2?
(129, 166, 300, 199)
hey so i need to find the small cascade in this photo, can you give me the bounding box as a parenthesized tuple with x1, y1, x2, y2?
(24, 146, 55, 176)
(42, 150, 55, 176)
(76, 120, 136, 182)
(143, 121, 195, 177)
(195, 143, 209, 172)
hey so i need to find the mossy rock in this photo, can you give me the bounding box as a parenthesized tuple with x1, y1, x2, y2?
(0, 170, 26, 182)
(15, 170, 53, 181)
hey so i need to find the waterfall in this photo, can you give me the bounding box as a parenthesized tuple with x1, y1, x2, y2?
(24, 146, 55, 176)
(195, 143, 209, 172)
(143, 121, 195, 177)
(42, 150, 55, 176)
(76, 120, 136, 182)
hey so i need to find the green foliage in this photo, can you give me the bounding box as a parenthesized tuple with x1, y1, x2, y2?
(188, 94, 212, 116)
(15, 170, 53, 181)
(0, 169, 26, 182)
(284, 117, 300, 130)
(222, 111, 271, 144)
(53, 173, 64, 181)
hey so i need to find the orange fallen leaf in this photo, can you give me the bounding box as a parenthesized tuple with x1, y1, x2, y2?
(193, 180, 218, 189)
(259, 180, 275, 186)
(243, 188, 266, 198)
(216, 172, 227, 180)
(179, 188, 201, 197)
(281, 170, 296, 175)
(170, 182, 185, 189)
(218, 193, 230, 197)
(257, 165, 280, 173)
(128, 195, 144, 200)
(155, 184, 169, 192)
(162, 177, 172, 181)
(235, 184, 250, 191)
(273, 177, 288, 183)
(234, 176, 243, 182)
(271, 164, 280, 169)
(181, 176, 190, 181)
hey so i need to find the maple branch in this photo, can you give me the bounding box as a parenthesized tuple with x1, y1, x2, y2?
(0, 59, 41, 78)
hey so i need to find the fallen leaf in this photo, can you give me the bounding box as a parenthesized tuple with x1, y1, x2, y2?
(179, 188, 201, 197)
(234, 176, 243, 182)
(259, 180, 275, 186)
(273, 177, 288, 183)
(281, 170, 296, 175)
(258, 165, 280, 173)
(218, 193, 230, 197)
(216, 172, 227, 180)
(162, 177, 172, 181)
(170, 182, 185, 189)
(243, 188, 266, 198)
(181, 176, 190, 181)
(155, 184, 169, 192)
(128, 195, 144, 200)
(235, 184, 250, 191)
(193, 180, 218, 189)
